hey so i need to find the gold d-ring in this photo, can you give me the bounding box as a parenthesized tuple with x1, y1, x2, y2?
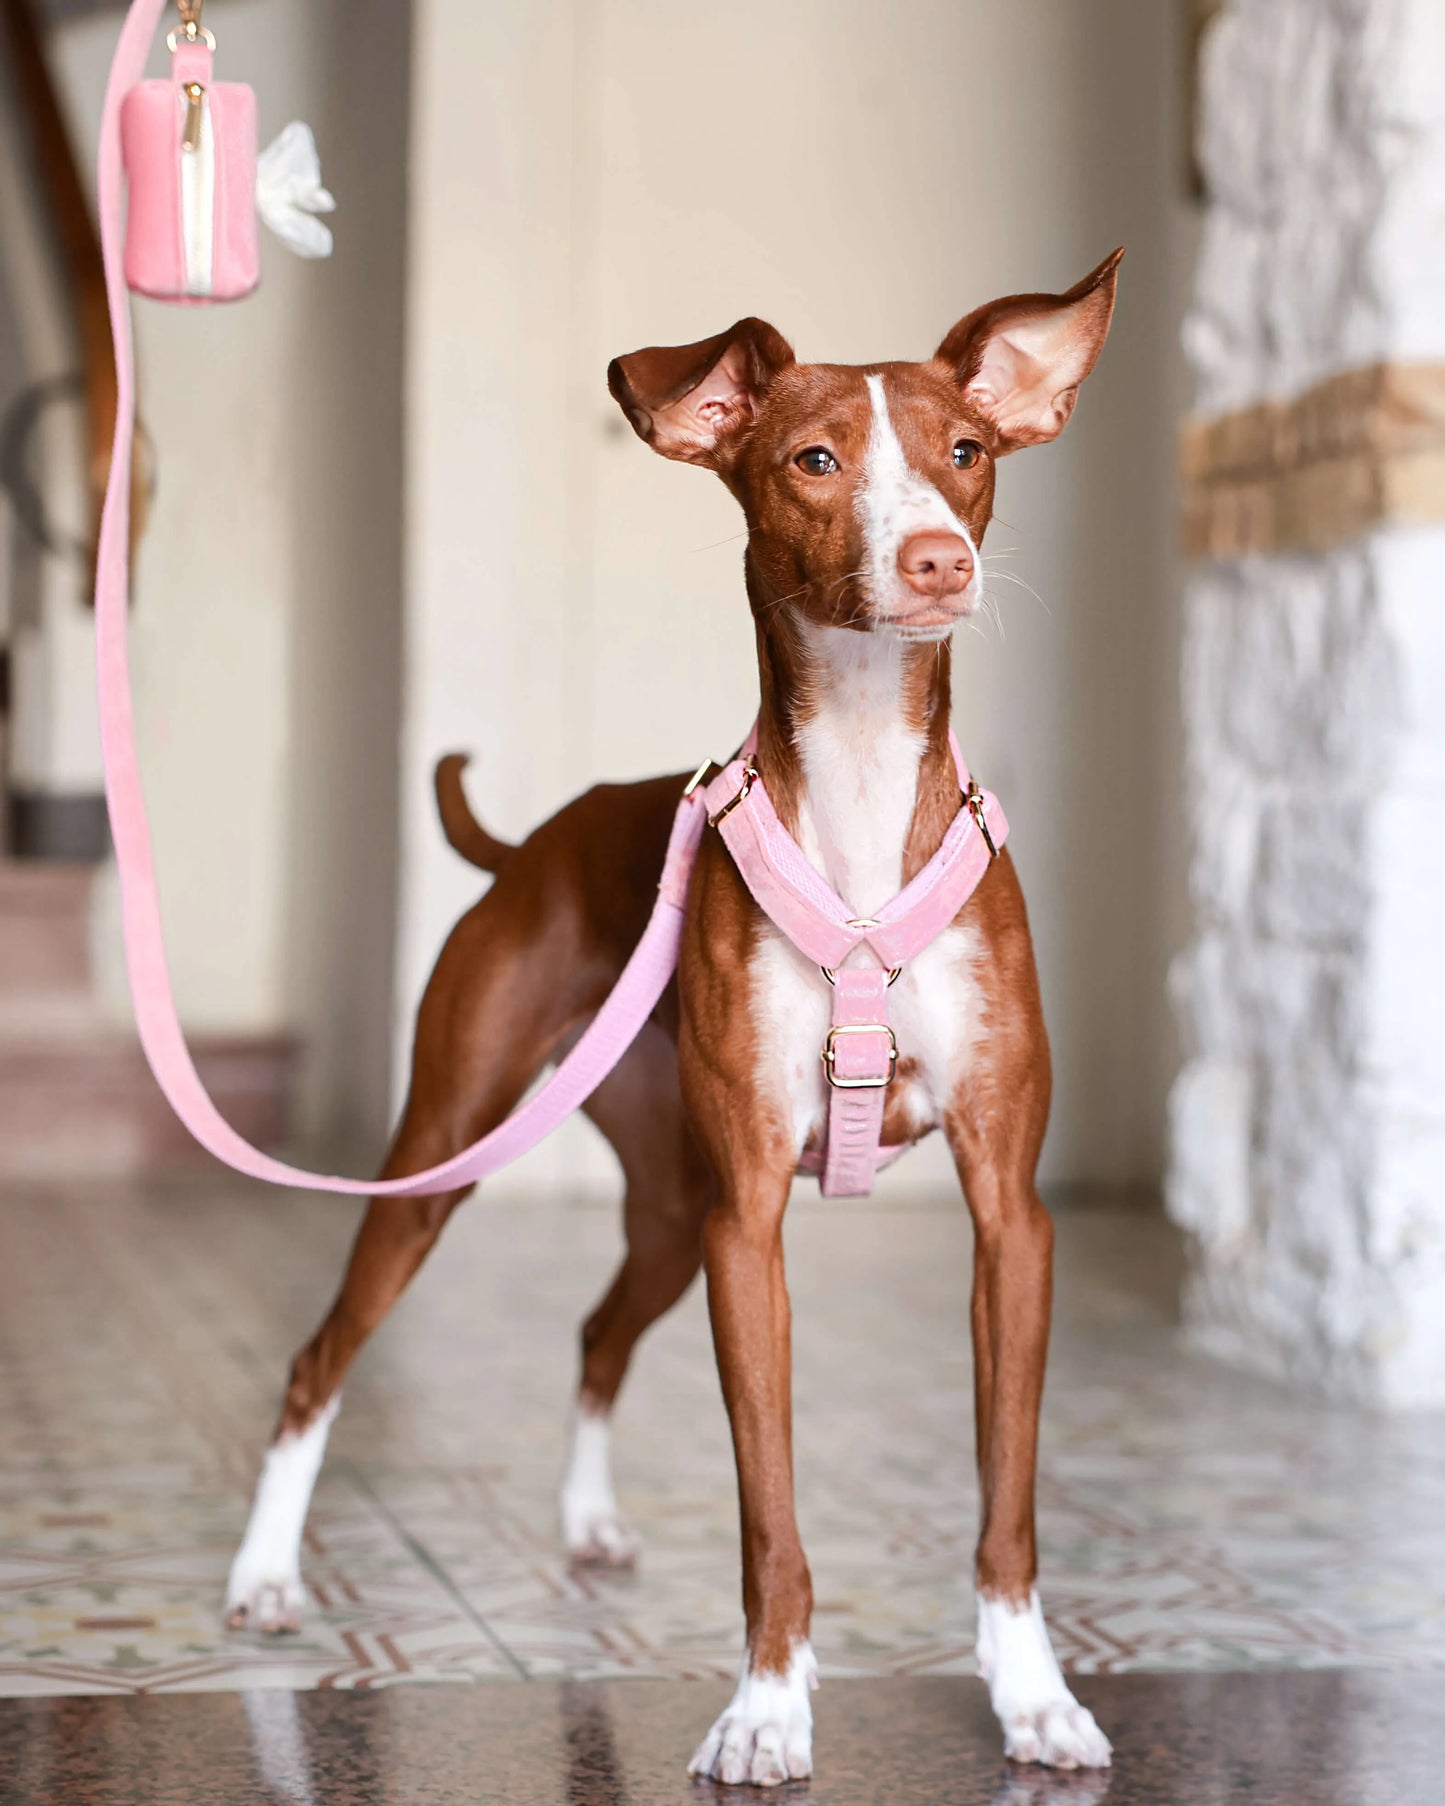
(820, 964, 902, 987)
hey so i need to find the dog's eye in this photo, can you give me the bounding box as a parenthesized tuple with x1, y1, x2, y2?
(795, 447, 839, 477)
(953, 439, 984, 469)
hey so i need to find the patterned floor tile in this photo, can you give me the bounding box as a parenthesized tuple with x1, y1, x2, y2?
(0, 1179, 1442, 1695)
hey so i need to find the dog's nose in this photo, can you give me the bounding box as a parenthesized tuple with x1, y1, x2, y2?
(897, 532, 973, 600)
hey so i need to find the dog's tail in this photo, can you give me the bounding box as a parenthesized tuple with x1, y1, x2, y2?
(434, 754, 515, 874)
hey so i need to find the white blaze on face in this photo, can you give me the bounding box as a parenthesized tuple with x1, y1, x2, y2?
(856, 372, 979, 635)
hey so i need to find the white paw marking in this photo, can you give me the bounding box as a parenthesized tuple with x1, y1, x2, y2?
(225, 1572, 305, 1636)
(564, 1509, 640, 1568)
(687, 1641, 818, 1788)
(977, 1589, 1112, 1770)
(225, 1398, 336, 1635)
(560, 1404, 640, 1567)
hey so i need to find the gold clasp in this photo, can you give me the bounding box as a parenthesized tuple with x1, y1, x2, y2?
(965, 780, 999, 859)
(707, 761, 758, 828)
(169, 0, 216, 51)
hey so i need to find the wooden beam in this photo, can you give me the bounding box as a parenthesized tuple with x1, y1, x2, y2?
(1181, 362, 1445, 557)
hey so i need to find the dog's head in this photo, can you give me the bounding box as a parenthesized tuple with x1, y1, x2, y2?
(608, 250, 1122, 644)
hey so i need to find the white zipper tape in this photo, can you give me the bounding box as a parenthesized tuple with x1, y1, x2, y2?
(179, 83, 214, 296)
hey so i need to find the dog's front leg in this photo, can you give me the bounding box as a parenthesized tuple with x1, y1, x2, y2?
(687, 1164, 817, 1787)
(949, 1131, 1112, 1772)
(677, 871, 818, 1787)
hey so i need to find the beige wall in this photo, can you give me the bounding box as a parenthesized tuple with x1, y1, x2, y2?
(404, 0, 1191, 1194)
(51, 0, 408, 1147)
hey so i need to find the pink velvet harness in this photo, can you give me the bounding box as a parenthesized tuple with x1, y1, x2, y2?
(92, 0, 1007, 1200)
(698, 731, 1005, 1196)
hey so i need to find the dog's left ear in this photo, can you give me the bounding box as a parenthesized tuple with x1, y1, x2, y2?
(935, 248, 1124, 455)
(608, 318, 795, 468)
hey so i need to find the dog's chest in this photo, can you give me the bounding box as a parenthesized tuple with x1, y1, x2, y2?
(748, 680, 985, 1156)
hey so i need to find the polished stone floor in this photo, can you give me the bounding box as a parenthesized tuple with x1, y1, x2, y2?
(4, 1671, 1445, 1805)
(1, 1176, 1442, 1700)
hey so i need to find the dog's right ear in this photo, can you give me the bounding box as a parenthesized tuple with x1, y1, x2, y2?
(608, 319, 794, 468)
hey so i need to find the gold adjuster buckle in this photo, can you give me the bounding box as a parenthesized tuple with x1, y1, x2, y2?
(965, 780, 999, 859)
(708, 761, 758, 827)
(821, 1023, 898, 1089)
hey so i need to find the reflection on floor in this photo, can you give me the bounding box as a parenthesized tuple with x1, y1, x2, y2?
(0, 1181, 1442, 1697)
(5, 1672, 1445, 1806)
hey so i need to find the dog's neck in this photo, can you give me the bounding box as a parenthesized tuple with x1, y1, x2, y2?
(753, 611, 960, 915)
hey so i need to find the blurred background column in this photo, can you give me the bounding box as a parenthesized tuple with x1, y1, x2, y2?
(1170, 0, 1445, 1405)
(0, 0, 108, 858)
(0, 0, 409, 1174)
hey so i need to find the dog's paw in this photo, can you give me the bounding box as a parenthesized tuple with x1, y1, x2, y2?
(224, 1565, 305, 1635)
(563, 1507, 641, 1569)
(978, 1589, 1112, 1772)
(225, 1403, 337, 1637)
(687, 1642, 817, 1788)
(560, 1407, 640, 1568)
(1002, 1699, 1112, 1770)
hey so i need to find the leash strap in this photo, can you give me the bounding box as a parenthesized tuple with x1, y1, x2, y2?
(94, 0, 707, 1196)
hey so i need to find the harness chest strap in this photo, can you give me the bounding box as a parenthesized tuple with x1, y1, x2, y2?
(700, 742, 1007, 1198)
(819, 964, 899, 1198)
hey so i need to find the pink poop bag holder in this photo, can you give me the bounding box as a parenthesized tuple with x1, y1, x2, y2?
(95, 0, 714, 1196)
(120, 0, 333, 302)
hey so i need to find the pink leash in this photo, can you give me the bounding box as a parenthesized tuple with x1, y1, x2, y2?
(94, 0, 711, 1196)
(93, 0, 1007, 1202)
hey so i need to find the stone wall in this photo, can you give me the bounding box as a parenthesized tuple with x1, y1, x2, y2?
(1169, 0, 1445, 1407)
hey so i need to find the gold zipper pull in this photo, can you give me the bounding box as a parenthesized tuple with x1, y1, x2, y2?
(182, 82, 205, 153)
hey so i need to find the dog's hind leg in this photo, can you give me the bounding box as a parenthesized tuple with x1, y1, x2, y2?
(225, 875, 605, 1634)
(559, 1020, 713, 1567)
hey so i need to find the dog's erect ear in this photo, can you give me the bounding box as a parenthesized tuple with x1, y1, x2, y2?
(608, 318, 795, 467)
(934, 248, 1124, 455)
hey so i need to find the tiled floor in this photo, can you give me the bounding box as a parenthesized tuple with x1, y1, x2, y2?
(7, 1672, 1445, 1806)
(1, 1178, 1443, 1697)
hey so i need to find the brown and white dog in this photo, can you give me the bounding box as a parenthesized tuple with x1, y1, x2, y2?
(226, 250, 1123, 1784)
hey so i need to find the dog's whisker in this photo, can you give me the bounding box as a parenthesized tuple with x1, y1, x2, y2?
(983, 569, 1052, 616)
(689, 530, 752, 553)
